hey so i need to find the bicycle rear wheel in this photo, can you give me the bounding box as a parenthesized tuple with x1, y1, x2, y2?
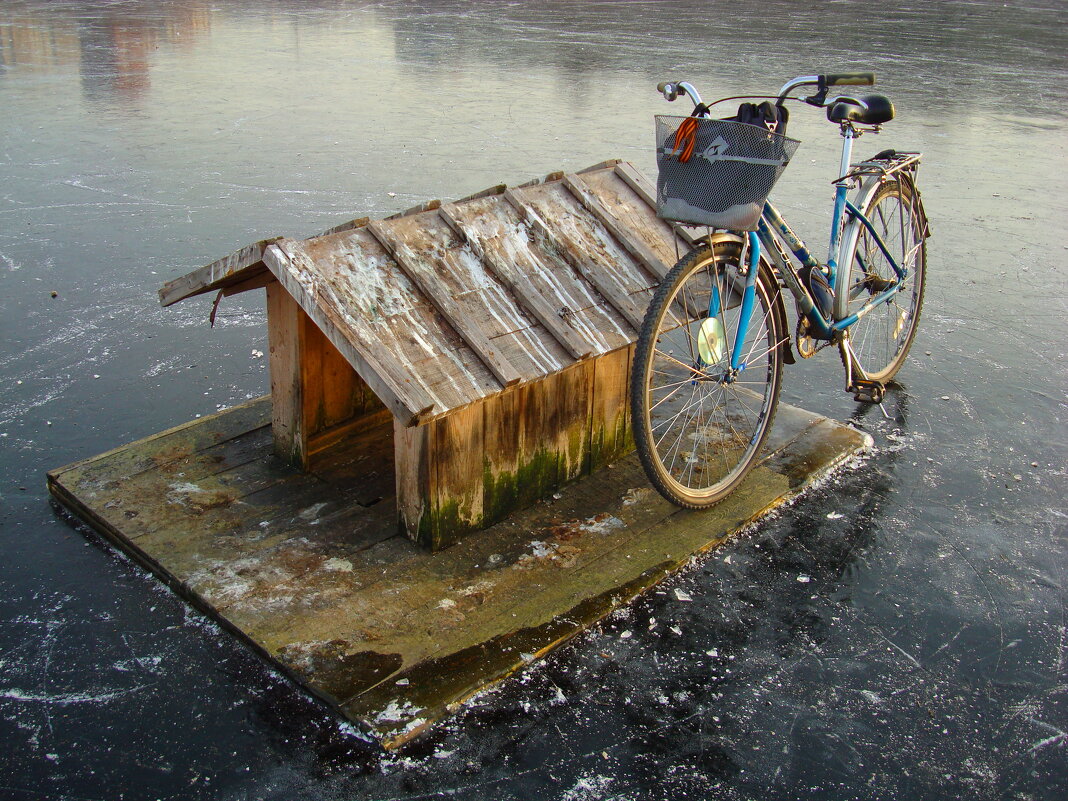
(841, 179, 927, 382)
(631, 241, 784, 509)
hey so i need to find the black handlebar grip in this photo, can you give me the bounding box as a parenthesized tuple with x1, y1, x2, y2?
(823, 72, 875, 87)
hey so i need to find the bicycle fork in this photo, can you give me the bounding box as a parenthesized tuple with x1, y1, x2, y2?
(702, 232, 762, 380)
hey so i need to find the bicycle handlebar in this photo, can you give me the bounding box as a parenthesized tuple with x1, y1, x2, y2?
(658, 72, 876, 112)
(777, 72, 875, 104)
(657, 80, 703, 107)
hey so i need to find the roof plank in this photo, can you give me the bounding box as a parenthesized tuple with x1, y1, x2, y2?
(444, 194, 632, 357)
(503, 187, 645, 331)
(159, 237, 281, 307)
(562, 173, 671, 281)
(365, 219, 524, 389)
(612, 161, 699, 249)
(437, 203, 592, 361)
(264, 241, 438, 425)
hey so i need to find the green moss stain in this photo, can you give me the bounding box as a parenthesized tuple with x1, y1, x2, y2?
(484, 446, 572, 522)
(417, 496, 476, 552)
(589, 409, 632, 471)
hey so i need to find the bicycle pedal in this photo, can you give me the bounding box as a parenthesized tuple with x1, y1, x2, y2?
(851, 380, 885, 404)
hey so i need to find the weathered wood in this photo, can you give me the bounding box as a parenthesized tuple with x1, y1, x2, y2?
(275, 231, 500, 423)
(317, 216, 370, 237)
(613, 161, 700, 249)
(395, 403, 485, 551)
(502, 188, 646, 330)
(562, 173, 670, 280)
(267, 282, 308, 467)
(429, 404, 485, 550)
(365, 219, 524, 389)
(300, 316, 383, 439)
(454, 183, 507, 203)
(49, 387, 869, 748)
(589, 345, 633, 470)
(387, 198, 442, 220)
(159, 237, 281, 307)
(444, 195, 632, 359)
(437, 203, 592, 361)
(578, 167, 690, 269)
(222, 270, 277, 297)
(578, 158, 623, 173)
(394, 417, 429, 545)
(163, 163, 681, 427)
(264, 242, 437, 425)
(393, 347, 637, 550)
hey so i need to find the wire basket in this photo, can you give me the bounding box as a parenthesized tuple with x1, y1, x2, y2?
(655, 115, 801, 230)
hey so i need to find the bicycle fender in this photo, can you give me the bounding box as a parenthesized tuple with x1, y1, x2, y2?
(833, 172, 928, 320)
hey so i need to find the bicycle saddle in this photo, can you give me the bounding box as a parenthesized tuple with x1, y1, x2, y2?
(827, 93, 895, 125)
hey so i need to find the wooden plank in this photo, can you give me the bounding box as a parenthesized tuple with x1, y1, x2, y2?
(317, 216, 370, 237)
(454, 183, 507, 203)
(48, 396, 272, 496)
(588, 345, 634, 470)
(561, 173, 670, 281)
(613, 161, 699, 248)
(222, 270, 277, 297)
(394, 404, 485, 551)
(394, 417, 429, 545)
(267, 282, 308, 467)
(576, 166, 691, 271)
(264, 242, 434, 426)
(482, 359, 596, 538)
(578, 159, 623, 173)
(292, 229, 501, 420)
(429, 404, 485, 551)
(309, 407, 393, 464)
(444, 196, 632, 359)
(372, 211, 569, 384)
(301, 317, 383, 437)
(502, 188, 646, 331)
(437, 203, 592, 361)
(365, 219, 523, 390)
(159, 237, 282, 307)
(387, 198, 442, 220)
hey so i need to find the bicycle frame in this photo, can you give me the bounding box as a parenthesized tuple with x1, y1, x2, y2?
(721, 156, 917, 375)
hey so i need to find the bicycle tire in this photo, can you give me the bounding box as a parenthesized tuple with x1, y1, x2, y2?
(840, 179, 927, 382)
(631, 241, 784, 509)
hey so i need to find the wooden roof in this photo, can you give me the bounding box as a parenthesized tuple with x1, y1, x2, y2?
(161, 160, 698, 426)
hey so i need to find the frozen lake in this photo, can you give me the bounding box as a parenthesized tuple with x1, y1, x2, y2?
(1, 1, 1065, 798)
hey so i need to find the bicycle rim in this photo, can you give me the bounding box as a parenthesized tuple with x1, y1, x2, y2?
(844, 180, 927, 381)
(632, 243, 783, 508)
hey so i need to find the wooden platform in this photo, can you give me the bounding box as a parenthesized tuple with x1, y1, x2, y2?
(48, 397, 870, 749)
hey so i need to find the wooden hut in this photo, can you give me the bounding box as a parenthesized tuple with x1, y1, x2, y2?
(159, 160, 695, 550)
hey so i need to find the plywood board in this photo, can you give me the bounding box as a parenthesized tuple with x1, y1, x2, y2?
(49, 398, 870, 750)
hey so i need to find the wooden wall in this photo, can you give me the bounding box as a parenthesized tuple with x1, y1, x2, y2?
(266, 283, 386, 468)
(395, 345, 634, 551)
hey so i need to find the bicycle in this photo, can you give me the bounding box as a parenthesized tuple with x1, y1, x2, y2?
(631, 72, 929, 509)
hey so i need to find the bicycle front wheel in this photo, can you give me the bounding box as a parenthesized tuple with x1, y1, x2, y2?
(841, 179, 927, 382)
(631, 241, 784, 509)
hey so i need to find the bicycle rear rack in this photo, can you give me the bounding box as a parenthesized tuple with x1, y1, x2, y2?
(834, 150, 922, 185)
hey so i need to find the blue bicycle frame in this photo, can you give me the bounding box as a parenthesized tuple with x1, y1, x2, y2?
(721, 165, 912, 372)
